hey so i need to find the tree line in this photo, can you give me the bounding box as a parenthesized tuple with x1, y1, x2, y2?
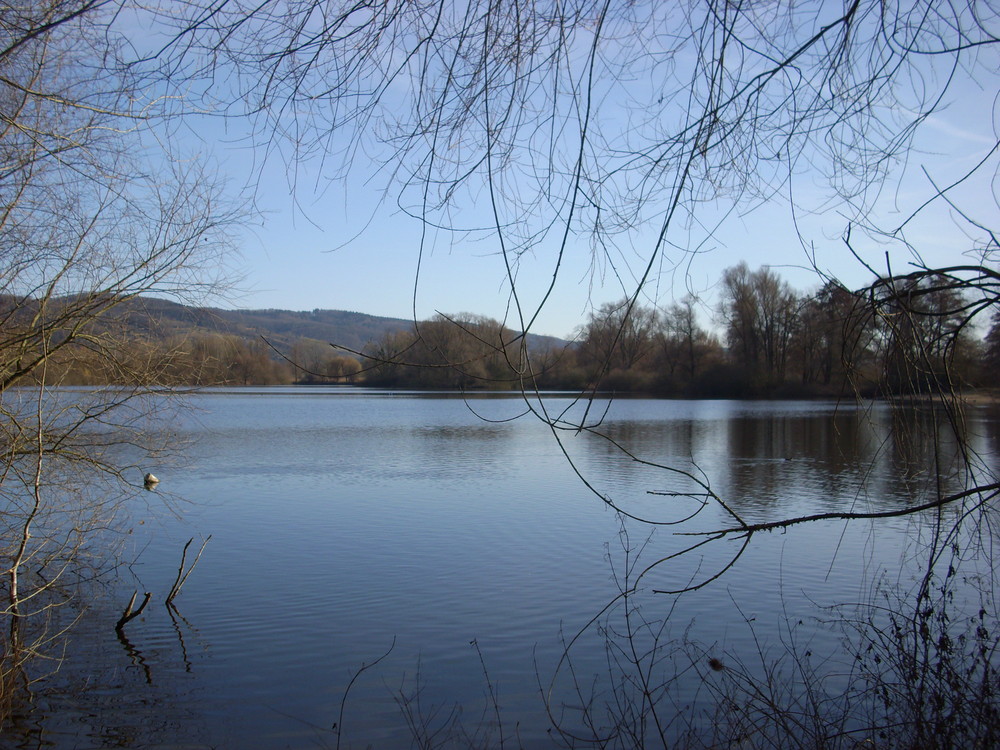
(361, 262, 995, 398)
(29, 259, 993, 397)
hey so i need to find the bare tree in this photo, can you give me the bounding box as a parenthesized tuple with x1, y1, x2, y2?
(719, 263, 800, 390)
(795, 280, 874, 390)
(986, 310, 1000, 374)
(140, 0, 994, 394)
(0, 1, 237, 712)
(868, 270, 984, 394)
(577, 299, 658, 386)
(659, 296, 716, 385)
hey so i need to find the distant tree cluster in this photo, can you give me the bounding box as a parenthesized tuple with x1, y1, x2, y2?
(362, 263, 992, 398)
(288, 338, 363, 384)
(362, 314, 529, 389)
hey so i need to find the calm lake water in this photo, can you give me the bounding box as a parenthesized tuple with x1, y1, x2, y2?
(10, 389, 1000, 748)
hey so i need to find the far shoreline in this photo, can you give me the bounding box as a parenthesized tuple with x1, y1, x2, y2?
(272, 381, 1000, 405)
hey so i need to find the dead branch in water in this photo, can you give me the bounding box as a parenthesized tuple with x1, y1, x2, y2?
(115, 591, 151, 631)
(166, 536, 211, 607)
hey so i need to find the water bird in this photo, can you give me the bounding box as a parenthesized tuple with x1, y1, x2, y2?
(143, 473, 159, 489)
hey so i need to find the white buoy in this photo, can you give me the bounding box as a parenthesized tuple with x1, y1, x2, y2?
(143, 473, 159, 489)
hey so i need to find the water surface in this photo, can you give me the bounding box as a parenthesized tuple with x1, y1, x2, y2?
(14, 389, 999, 748)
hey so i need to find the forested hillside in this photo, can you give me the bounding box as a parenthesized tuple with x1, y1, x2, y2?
(106, 297, 413, 352)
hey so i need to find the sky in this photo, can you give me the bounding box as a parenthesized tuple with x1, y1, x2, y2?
(173, 9, 1000, 342)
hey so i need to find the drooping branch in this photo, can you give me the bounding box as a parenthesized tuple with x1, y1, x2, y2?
(684, 482, 1000, 539)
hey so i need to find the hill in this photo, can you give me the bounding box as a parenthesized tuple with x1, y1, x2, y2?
(112, 296, 569, 356)
(115, 297, 414, 354)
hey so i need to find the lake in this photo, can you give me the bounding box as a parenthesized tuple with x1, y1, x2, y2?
(8, 388, 999, 748)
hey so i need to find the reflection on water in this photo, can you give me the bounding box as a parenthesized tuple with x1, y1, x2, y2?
(8, 390, 998, 748)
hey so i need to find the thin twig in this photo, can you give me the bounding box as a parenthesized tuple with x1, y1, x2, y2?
(335, 637, 395, 750)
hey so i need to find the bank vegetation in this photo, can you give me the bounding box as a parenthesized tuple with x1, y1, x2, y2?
(363, 264, 996, 399)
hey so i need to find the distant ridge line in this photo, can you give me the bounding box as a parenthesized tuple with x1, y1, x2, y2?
(115, 296, 568, 355)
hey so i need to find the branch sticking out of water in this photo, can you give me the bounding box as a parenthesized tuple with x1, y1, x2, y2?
(166, 536, 211, 607)
(116, 591, 151, 631)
